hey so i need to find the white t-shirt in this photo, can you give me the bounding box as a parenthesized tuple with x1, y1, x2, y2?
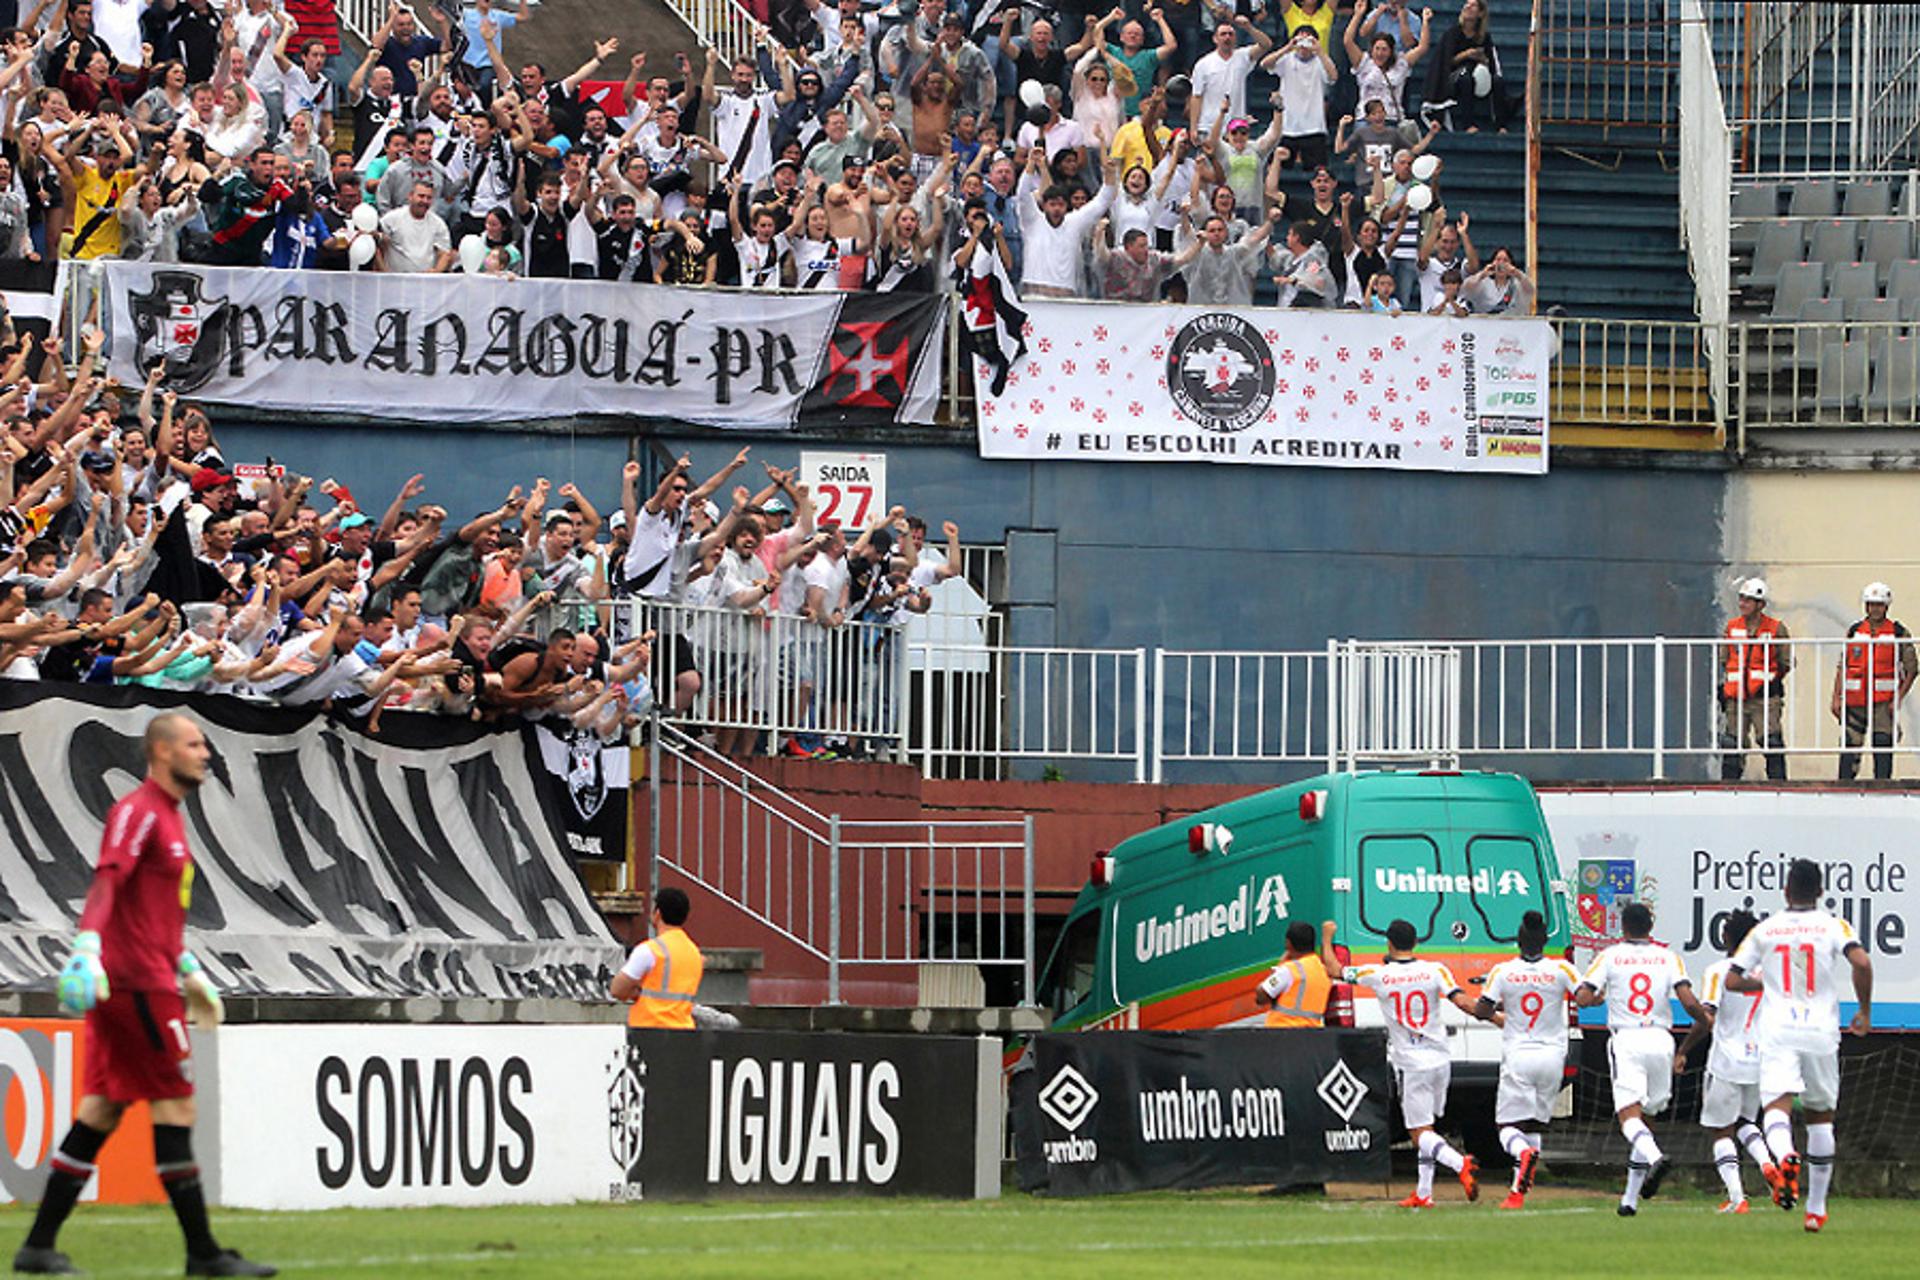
(1346, 956, 1459, 1070)
(1467, 271, 1534, 316)
(1189, 47, 1253, 135)
(1482, 955, 1580, 1052)
(380, 206, 452, 273)
(622, 503, 689, 599)
(1419, 248, 1467, 311)
(1275, 51, 1337, 137)
(1731, 908, 1860, 1049)
(1582, 940, 1690, 1035)
(281, 65, 335, 127)
(736, 233, 790, 288)
(801, 553, 850, 622)
(1700, 957, 1763, 1084)
(710, 90, 781, 186)
(91, 0, 145, 66)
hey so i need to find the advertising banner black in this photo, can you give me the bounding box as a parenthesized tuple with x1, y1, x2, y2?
(610, 1029, 994, 1202)
(1015, 1029, 1391, 1196)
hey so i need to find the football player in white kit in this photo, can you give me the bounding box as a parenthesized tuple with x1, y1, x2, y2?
(1725, 859, 1874, 1233)
(1471, 910, 1580, 1210)
(1330, 918, 1482, 1208)
(1672, 908, 1782, 1213)
(1575, 901, 1709, 1217)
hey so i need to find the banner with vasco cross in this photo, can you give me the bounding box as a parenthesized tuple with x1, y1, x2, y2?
(974, 300, 1552, 475)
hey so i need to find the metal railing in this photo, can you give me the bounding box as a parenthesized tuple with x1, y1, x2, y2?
(1537, 0, 1679, 135)
(667, 0, 759, 67)
(1678, 0, 1732, 414)
(1732, 320, 1920, 445)
(914, 643, 1149, 782)
(1551, 317, 1718, 428)
(1152, 648, 1336, 783)
(649, 721, 1035, 1002)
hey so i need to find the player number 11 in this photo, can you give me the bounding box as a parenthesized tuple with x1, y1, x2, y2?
(1776, 942, 1816, 994)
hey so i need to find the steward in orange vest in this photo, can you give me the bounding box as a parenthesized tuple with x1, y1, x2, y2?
(611, 887, 705, 1029)
(1720, 577, 1791, 782)
(1831, 583, 1917, 782)
(1256, 921, 1334, 1027)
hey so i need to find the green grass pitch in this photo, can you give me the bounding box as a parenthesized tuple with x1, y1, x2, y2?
(2, 1188, 1910, 1278)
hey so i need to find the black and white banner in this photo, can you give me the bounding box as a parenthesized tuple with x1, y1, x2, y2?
(0, 685, 620, 1000)
(977, 302, 1552, 474)
(91, 262, 946, 428)
(1013, 1029, 1391, 1195)
(611, 1029, 1000, 1201)
(532, 723, 630, 862)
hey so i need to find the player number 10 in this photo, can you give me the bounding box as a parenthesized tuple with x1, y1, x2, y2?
(1775, 942, 1817, 995)
(1388, 990, 1431, 1028)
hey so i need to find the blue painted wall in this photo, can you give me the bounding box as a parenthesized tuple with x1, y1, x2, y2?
(214, 422, 1727, 780)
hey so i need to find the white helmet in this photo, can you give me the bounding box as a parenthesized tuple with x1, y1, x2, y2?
(1864, 581, 1894, 605)
(1737, 577, 1769, 602)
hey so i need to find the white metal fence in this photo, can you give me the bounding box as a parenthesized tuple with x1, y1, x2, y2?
(663, 0, 759, 67)
(648, 722, 1035, 1002)
(914, 644, 1148, 782)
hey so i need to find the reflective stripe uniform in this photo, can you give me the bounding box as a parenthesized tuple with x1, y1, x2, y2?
(623, 925, 704, 1029)
(1259, 953, 1331, 1028)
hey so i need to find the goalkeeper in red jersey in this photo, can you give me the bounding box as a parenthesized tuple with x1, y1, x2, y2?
(13, 713, 274, 1278)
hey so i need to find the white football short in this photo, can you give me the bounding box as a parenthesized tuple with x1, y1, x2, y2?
(1699, 1072, 1761, 1129)
(1495, 1045, 1566, 1125)
(1608, 1035, 1673, 1115)
(1758, 1041, 1841, 1111)
(1396, 1062, 1451, 1130)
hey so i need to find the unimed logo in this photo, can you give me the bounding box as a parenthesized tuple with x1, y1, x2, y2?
(1038, 1065, 1099, 1165)
(1316, 1060, 1373, 1153)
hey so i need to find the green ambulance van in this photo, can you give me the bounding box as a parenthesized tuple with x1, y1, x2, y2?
(1033, 770, 1574, 1115)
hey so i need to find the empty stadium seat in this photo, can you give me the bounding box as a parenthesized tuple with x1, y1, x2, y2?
(1808, 220, 1860, 266)
(1740, 222, 1807, 289)
(1842, 181, 1894, 217)
(1865, 335, 1918, 416)
(1904, 295, 1920, 323)
(1786, 298, 1845, 372)
(1767, 261, 1826, 319)
(1862, 220, 1916, 273)
(1814, 340, 1870, 417)
(1732, 183, 1782, 219)
(1791, 179, 1840, 218)
(1893, 260, 1920, 302)
(1831, 262, 1881, 312)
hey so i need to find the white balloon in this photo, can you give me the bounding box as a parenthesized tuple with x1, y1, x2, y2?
(1018, 79, 1044, 109)
(459, 233, 487, 274)
(1406, 183, 1434, 213)
(1410, 154, 1440, 182)
(1472, 63, 1493, 97)
(348, 233, 378, 268)
(350, 202, 379, 233)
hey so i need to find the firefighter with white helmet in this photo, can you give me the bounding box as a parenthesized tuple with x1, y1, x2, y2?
(1831, 582, 1917, 781)
(1721, 577, 1791, 781)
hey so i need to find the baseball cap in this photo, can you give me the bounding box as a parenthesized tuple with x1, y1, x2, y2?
(338, 512, 372, 530)
(701, 499, 721, 523)
(78, 449, 115, 471)
(763, 496, 792, 516)
(773, 157, 800, 173)
(190, 466, 234, 493)
(843, 152, 868, 168)
(543, 508, 575, 527)
(608, 509, 629, 530)
(1227, 117, 1251, 132)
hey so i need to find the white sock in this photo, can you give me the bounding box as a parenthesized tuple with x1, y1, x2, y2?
(1805, 1122, 1835, 1216)
(1621, 1118, 1661, 1206)
(1737, 1121, 1772, 1168)
(1431, 1135, 1465, 1173)
(1501, 1126, 1531, 1190)
(1525, 1132, 1543, 1151)
(1712, 1137, 1746, 1203)
(1415, 1130, 1438, 1198)
(1762, 1108, 1798, 1165)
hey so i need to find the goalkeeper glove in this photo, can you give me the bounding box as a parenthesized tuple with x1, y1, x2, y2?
(56, 931, 108, 1015)
(178, 951, 224, 1029)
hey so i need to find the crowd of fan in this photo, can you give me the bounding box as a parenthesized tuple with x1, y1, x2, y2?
(0, 330, 964, 754)
(0, 0, 1535, 312)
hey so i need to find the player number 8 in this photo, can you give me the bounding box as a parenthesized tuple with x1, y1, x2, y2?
(1626, 972, 1655, 1015)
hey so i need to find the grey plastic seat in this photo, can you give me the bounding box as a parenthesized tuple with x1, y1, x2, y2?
(1733, 183, 1781, 219)
(1842, 181, 1894, 217)
(1850, 297, 1903, 327)
(1767, 261, 1826, 319)
(1892, 259, 1920, 303)
(1904, 294, 1920, 323)
(1865, 335, 1918, 417)
(1831, 262, 1881, 311)
(1814, 340, 1869, 417)
(1863, 221, 1916, 277)
(1807, 220, 1859, 266)
(1784, 298, 1844, 372)
(1739, 221, 1806, 289)
(1790, 179, 1840, 218)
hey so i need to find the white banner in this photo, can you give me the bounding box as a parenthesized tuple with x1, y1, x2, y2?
(799, 451, 888, 527)
(976, 302, 1551, 474)
(92, 262, 946, 428)
(205, 1025, 622, 1208)
(1541, 789, 1918, 1024)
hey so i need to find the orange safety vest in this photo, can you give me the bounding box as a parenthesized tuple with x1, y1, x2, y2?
(1843, 618, 1903, 707)
(626, 926, 704, 1029)
(1722, 614, 1783, 698)
(1263, 954, 1332, 1028)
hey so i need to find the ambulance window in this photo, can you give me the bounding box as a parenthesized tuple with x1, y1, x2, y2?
(1465, 836, 1548, 944)
(1357, 835, 1444, 944)
(1041, 911, 1102, 1018)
